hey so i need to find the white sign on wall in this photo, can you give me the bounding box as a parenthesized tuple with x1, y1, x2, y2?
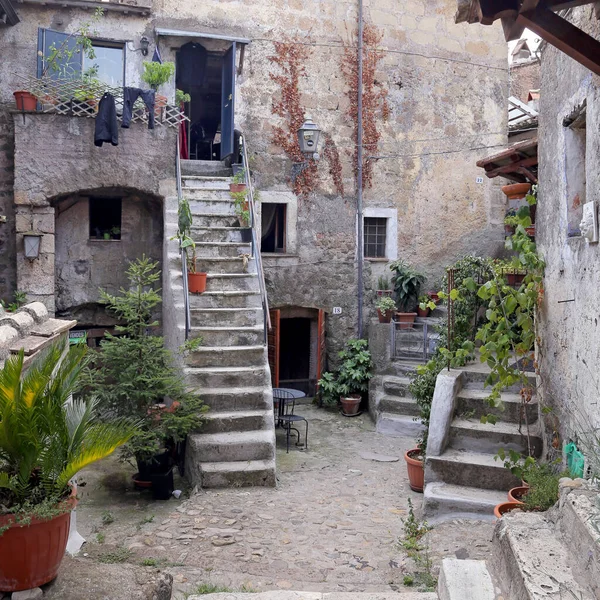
(332, 307, 343, 315)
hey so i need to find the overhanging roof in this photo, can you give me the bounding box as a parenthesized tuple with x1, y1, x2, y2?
(155, 27, 251, 45)
(476, 137, 538, 184)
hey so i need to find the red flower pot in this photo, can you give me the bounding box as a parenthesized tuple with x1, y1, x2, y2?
(396, 312, 417, 330)
(188, 272, 207, 294)
(340, 394, 361, 415)
(494, 501, 523, 519)
(404, 449, 424, 493)
(377, 308, 394, 323)
(13, 91, 37, 112)
(507, 486, 529, 503)
(376, 290, 393, 298)
(417, 307, 430, 318)
(0, 487, 77, 592)
(230, 183, 247, 193)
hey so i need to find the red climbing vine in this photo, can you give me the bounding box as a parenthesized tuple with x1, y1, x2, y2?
(268, 39, 318, 196)
(341, 23, 390, 190)
(322, 133, 345, 197)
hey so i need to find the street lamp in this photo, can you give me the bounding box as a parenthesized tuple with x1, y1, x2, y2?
(23, 231, 42, 260)
(297, 119, 322, 159)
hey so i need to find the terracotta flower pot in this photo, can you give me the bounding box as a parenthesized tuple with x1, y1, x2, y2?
(13, 91, 37, 112)
(230, 183, 247, 193)
(396, 312, 417, 330)
(525, 225, 535, 237)
(507, 486, 529, 503)
(0, 486, 77, 592)
(404, 449, 424, 493)
(506, 272, 525, 287)
(188, 272, 207, 294)
(417, 307, 430, 318)
(428, 293, 440, 304)
(501, 183, 531, 201)
(377, 308, 394, 323)
(340, 394, 361, 415)
(154, 94, 167, 118)
(494, 501, 523, 519)
(376, 290, 393, 298)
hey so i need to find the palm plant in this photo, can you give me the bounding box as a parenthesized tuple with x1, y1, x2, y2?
(0, 342, 137, 511)
(389, 260, 426, 312)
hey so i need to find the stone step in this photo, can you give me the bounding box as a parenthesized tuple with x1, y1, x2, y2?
(438, 559, 495, 600)
(188, 592, 437, 600)
(190, 307, 262, 327)
(189, 199, 237, 214)
(185, 345, 266, 368)
(455, 386, 538, 424)
(426, 448, 521, 491)
(182, 176, 230, 190)
(189, 325, 264, 347)
(192, 226, 247, 243)
(376, 413, 424, 437)
(378, 395, 420, 417)
(189, 290, 262, 309)
(185, 365, 267, 388)
(194, 458, 277, 489)
(195, 241, 253, 258)
(462, 367, 536, 391)
(187, 429, 275, 463)
(191, 212, 240, 227)
(206, 273, 258, 292)
(449, 417, 543, 456)
(196, 386, 271, 411)
(382, 375, 412, 396)
(194, 256, 256, 275)
(423, 482, 507, 522)
(181, 159, 232, 177)
(201, 409, 274, 434)
(390, 359, 421, 377)
(494, 511, 594, 600)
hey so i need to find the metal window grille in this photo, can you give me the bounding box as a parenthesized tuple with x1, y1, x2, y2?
(364, 217, 387, 258)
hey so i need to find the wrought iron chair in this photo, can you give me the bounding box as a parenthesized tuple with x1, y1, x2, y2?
(272, 388, 308, 453)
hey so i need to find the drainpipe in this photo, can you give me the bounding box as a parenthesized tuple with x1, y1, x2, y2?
(357, 0, 364, 339)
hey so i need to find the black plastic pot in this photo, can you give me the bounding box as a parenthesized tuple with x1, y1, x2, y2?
(136, 451, 171, 480)
(150, 468, 174, 500)
(241, 227, 252, 243)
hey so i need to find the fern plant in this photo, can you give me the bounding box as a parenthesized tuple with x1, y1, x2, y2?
(0, 342, 137, 512)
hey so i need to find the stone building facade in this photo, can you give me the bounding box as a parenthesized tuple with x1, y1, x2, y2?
(0, 0, 508, 378)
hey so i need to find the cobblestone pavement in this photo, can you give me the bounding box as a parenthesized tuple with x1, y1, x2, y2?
(75, 406, 495, 598)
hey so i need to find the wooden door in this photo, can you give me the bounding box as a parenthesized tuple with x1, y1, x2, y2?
(316, 309, 327, 387)
(268, 308, 280, 387)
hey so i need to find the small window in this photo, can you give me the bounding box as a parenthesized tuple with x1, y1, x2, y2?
(364, 217, 387, 258)
(261, 204, 286, 253)
(84, 42, 125, 87)
(89, 198, 122, 240)
(564, 107, 586, 237)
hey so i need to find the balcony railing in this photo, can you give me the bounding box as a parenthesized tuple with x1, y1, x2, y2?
(13, 74, 188, 130)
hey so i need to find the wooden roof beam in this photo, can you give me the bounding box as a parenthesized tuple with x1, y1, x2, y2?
(518, 6, 600, 76)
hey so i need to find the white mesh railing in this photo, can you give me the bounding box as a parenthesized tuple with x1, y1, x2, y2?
(13, 73, 188, 129)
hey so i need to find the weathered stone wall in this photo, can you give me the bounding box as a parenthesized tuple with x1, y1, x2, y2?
(537, 7, 600, 451)
(0, 105, 16, 304)
(510, 59, 540, 102)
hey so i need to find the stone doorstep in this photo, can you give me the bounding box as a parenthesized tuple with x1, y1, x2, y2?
(186, 593, 437, 600)
(438, 558, 495, 600)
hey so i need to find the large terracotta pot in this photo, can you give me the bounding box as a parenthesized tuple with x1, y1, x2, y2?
(13, 91, 37, 112)
(507, 486, 529, 503)
(230, 183, 247, 193)
(417, 307, 430, 318)
(493, 501, 523, 519)
(396, 312, 417, 330)
(188, 272, 207, 294)
(377, 308, 394, 323)
(340, 394, 361, 415)
(0, 486, 77, 592)
(501, 183, 531, 201)
(404, 449, 424, 493)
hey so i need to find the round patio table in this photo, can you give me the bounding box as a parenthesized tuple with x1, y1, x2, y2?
(273, 387, 306, 421)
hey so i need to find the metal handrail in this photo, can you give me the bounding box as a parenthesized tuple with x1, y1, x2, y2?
(240, 134, 271, 342)
(175, 134, 191, 340)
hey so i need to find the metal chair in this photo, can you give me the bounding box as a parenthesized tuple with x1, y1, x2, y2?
(273, 389, 308, 453)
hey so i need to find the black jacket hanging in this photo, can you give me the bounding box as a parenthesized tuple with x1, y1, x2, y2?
(94, 93, 118, 147)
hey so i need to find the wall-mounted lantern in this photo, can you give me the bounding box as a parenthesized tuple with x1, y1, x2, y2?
(297, 119, 322, 160)
(23, 231, 42, 260)
(139, 36, 150, 57)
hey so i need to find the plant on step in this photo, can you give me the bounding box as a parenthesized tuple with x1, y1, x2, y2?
(171, 195, 199, 275)
(0, 290, 27, 313)
(376, 274, 391, 291)
(231, 167, 246, 186)
(82, 256, 207, 465)
(389, 260, 425, 312)
(141, 61, 175, 93)
(231, 189, 250, 227)
(175, 89, 191, 104)
(375, 295, 396, 313)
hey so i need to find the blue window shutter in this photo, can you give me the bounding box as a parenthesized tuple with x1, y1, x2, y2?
(37, 28, 83, 79)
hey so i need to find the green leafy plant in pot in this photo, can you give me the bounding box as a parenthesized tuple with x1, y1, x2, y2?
(376, 295, 396, 323)
(231, 186, 252, 243)
(0, 342, 137, 591)
(83, 257, 207, 494)
(317, 339, 372, 415)
(376, 274, 393, 297)
(141, 61, 175, 112)
(389, 260, 426, 329)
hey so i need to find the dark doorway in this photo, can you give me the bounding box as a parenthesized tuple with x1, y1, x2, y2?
(261, 204, 286, 253)
(279, 318, 311, 395)
(176, 41, 236, 162)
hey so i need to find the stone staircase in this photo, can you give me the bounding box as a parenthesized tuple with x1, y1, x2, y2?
(171, 166, 276, 489)
(423, 363, 542, 520)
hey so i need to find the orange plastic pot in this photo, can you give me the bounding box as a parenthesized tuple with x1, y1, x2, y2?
(507, 486, 529, 503)
(501, 183, 531, 201)
(0, 486, 77, 592)
(396, 312, 417, 330)
(493, 501, 523, 519)
(188, 272, 207, 294)
(13, 91, 37, 112)
(404, 449, 424, 493)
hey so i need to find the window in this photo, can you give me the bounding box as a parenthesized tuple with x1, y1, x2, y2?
(564, 105, 586, 237)
(89, 197, 122, 240)
(364, 217, 387, 258)
(261, 204, 286, 253)
(84, 42, 125, 87)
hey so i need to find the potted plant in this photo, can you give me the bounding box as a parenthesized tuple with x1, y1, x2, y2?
(317, 339, 372, 416)
(230, 168, 247, 194)
(417, 295, 430, 318)
(501, 182, 531, 201)
(504, 209, 518, 236)
(389, 260, 425, 329)
(0, 343, 137, 592)
(13, 91, 38, 112)
(376, 275, 393, 297)
(85, 257, 207, 495)
(376, 295, 396, 323)
(141, 61, 176, 112)
(231, 186, 252, 243)
(175, 89, 191, 106)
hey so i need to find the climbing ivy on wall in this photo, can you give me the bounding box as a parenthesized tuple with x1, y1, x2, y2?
(341, 23, 390, 191)
(322, 133, 345, 197)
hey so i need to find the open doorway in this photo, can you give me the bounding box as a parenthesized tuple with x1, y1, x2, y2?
(176, 41, 236, 162)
